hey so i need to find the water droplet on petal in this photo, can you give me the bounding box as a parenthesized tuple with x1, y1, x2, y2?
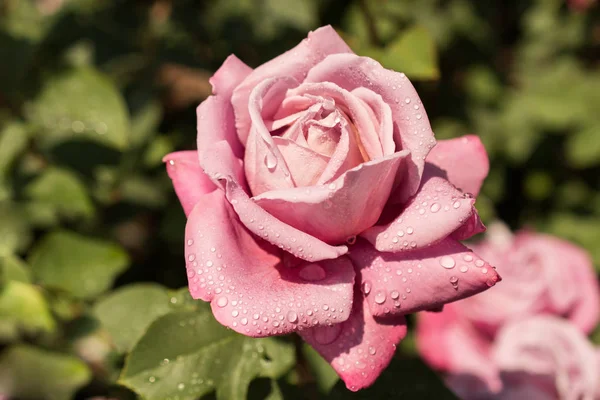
(453, 201, 461, 209)
(262, 150, 278, 170)
(216, 297, 228, 307)
(374, 290, 387, 304)
(362, 281, 371, 295)
(463, 254, 473, 262)
(390, 290, 399, 300)
(459, 265, 469, 273)
(430, 203, 440, 213)
(368, 346, 377, 355)
(475, 260, 485, 267)
(287, 311, 298, 323)
(449, 276, 458, 284)
(439, 256, 456, 269)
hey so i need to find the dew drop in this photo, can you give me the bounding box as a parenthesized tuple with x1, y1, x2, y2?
(397, 230, 405, 237)
(264, 153, 278, 170)
(405, 97, 411, 104)
(216, 296, 228, 307)
(374, 290, 387, 304)
(481, 268, 488, 274)
(459, 265, 469, 273)
(362, 281, 372, 295)
(368, 346, 377, 355)
(439, 256, 456, 269)
(241, 318, 248, 326)
(406, 226, 414, 234)
(232, 310, 239, 317)
(390, 290, 400, 300)
(475, 260, 485, 267)
(187, 239, 194, 246)
(463, 254, 473, 262)
(287, 311, 298, 323)
(430, 203, 440, 213)
(449, 276, 458, 284)
(453, 201, 461, 209)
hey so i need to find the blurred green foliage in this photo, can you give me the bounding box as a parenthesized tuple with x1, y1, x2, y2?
(0, 0, 598, 399)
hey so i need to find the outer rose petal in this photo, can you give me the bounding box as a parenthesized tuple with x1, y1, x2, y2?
(185, 190, 355, 337)
(197, 55, 252, 159)
(521, 233, 600, 334)
(361, 165, 478, 252)
(231, 26, 353, 145)
(253, 151, 409, 244)
(349, 238, 501, 317)
(300, 290, 407, 391)
(305, 53, 436, 203)
(426, 135, 489, 197)
(493, 316, 600, 400)
(200, 140, 348, 261)
(163, 151, 216, 215)
(452, 211, 486, 241)
(417, 305, 501, 392)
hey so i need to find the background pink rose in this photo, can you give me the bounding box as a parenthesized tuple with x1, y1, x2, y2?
(417, 225, 600, 397)
(164, 26, 500, 390)
(452, 223, 600, 336)
(445, 317, 600, 400)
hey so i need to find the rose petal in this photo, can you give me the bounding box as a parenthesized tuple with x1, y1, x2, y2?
(289, 82, 384, 161)
(253, 151, 409, 244)
(185, 190, 355, 337)
(273, 137, 330, 187)
(231, 26, 353, 145)
(361, 165, 477, 252)
(417, 305, 501, 392)
(197, 55, 252, 159)
(493, 316, 600, 400)
(305, 53, 436, 203)
(348, 238, 501, 317)
(244, 77, 301, 195)
(163, 151, 216, 216)
(351, 87, 395, 156)
(452, 211, 486, 241)
(426, 135, 489, 196)
(519, 233, 600, 334)
(300, 290, 407, 391)
(201, 140, 348, 261)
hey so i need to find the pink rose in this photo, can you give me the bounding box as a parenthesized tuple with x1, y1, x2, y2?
(449, 223, 599, 336)
(440, 317, 600, 400)
(164, 26, 500, 390)
(417, 225, 600, 396)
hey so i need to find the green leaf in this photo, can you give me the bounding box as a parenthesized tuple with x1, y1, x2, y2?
(566, 125, 600, 169)
(0, 254, 32, 283)
(28, 67, 130, 151)
(0, 202, 31, 257)
(94, 283, 173, 352)
(0, 281, 55, 340)
(0, 345, 91, 400)
(25, 167, 94, 220)
(28, 231, 129, 299)
(0, 122, 29, 179)
(328, 356, 458, 399)
(381, 25, 439, 80)
(302, 343, 339, 394)
(119, 297, 295, 400)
